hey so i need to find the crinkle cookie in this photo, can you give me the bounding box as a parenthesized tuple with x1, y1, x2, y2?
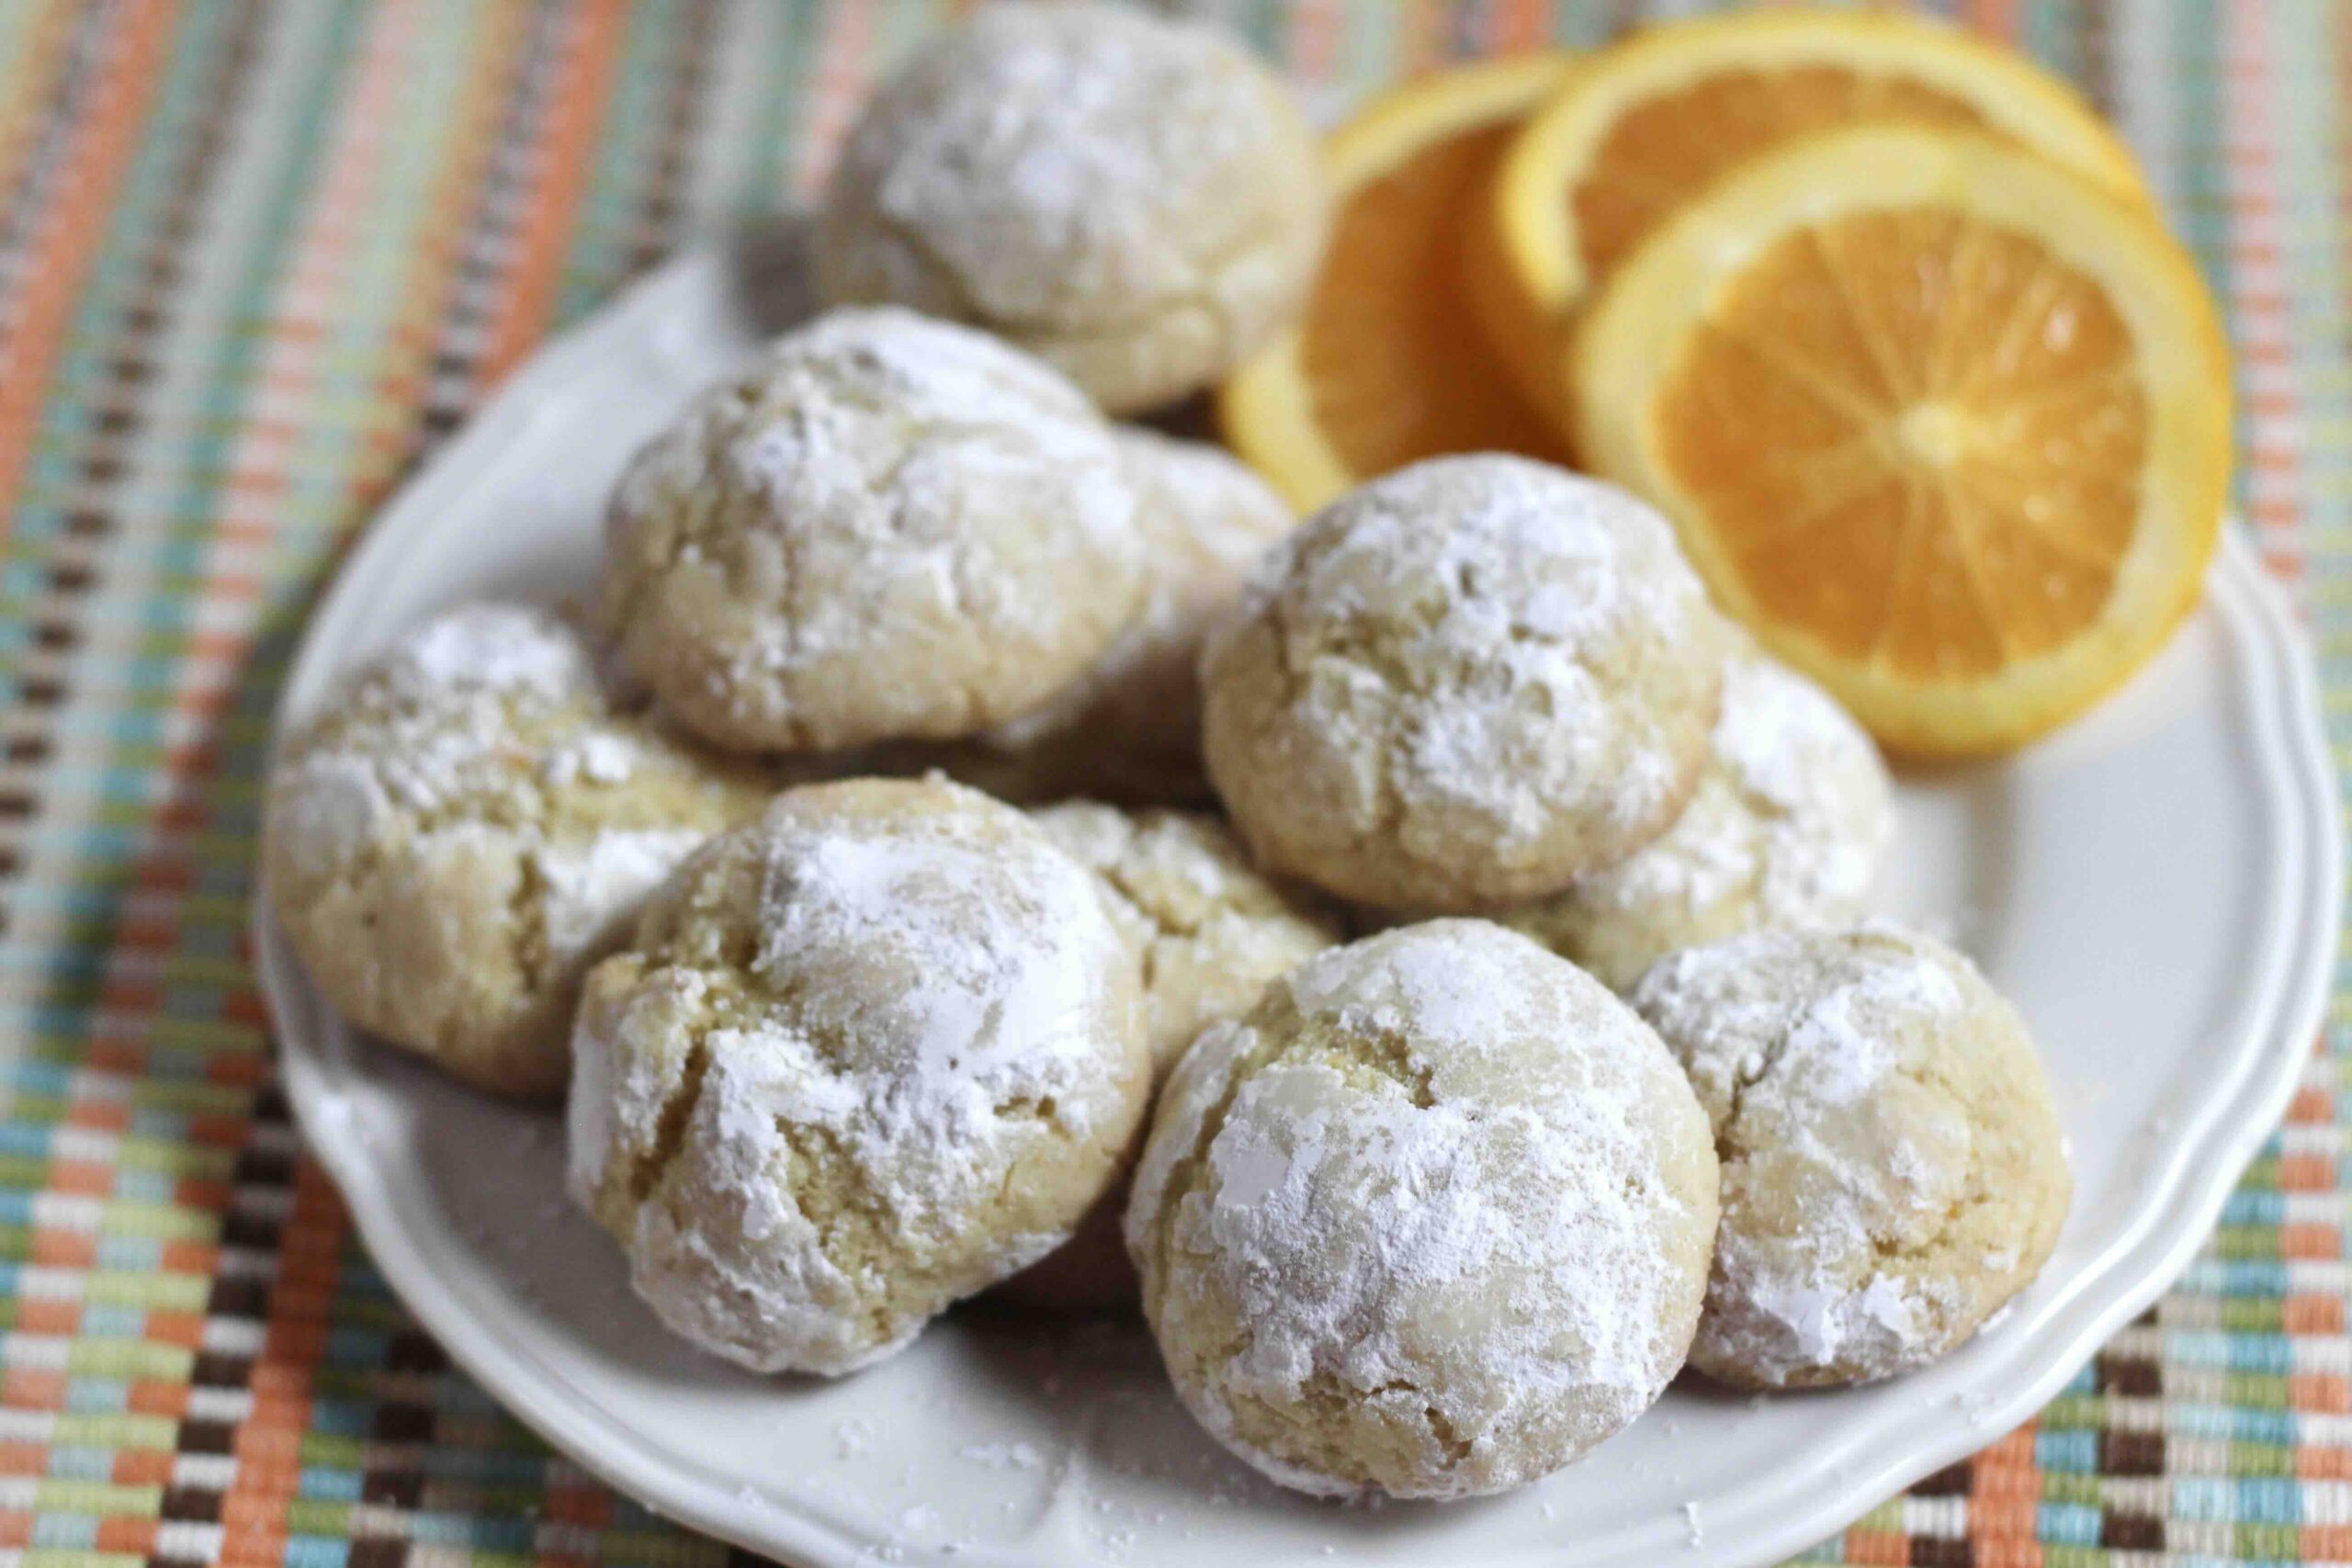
(1201, 456, 1729, 912)
(1493, 649, 1893, 988)
(261, 604, 769, 1098)
(816, 2, 1327, 415)
(974, 430, 1295, 805)
(596, 307, 1145, 754)
(1126, 919, 1719, 1499)
(568, 778, 1150, 1375)
(998, 804, 1341, 1313)
(1631, 926, 2070, 1390)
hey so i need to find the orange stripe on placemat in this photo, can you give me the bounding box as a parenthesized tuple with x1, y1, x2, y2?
(93, 1515, 156, 1555)
(126, 1377, 187, 1419)
(145, 1309, 207, 1349)
(2278, 1153, 2336, 1190)
(2289, 1371, 2351, 1413)
(0, 0, 176, 557)
(2286, 1293, 2346, 1335)
(217, 1160, 349, 1568)
(1970, 1421, 2045, 1558)
(1, 1369, 65, 1410)
(1397, 0, 1440, 75)
(1491, 0, 1545, 58)
(30, 1229, 95, 1269)
(2280, 1223, 2339, 1261)
(1285, 0, 1340, 89)
(111, 1446, 173, 1487)
(795, 0, 876, 196)
(15, 1298, 77, 1337)
(1839, 1527, 1908, 1564)
(47, 1159, 110, 1197)
(65, 1099, 128, 1134)
(476, 0, 628, 387)
(1962, 0, 2018, 42)
(543, 1476, 617, 1527)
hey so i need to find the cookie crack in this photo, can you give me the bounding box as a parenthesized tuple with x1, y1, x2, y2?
(628, 1034, 711, 1204)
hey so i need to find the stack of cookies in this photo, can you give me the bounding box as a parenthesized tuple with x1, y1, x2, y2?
(262, 1, 2070, 1508)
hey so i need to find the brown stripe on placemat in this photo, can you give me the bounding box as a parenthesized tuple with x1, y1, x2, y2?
(2096, 1347, 2165, 1396)
(2101, 1427, 2167, 1475)
(151, 1081, 298, 1568)
(385, 0, 569, 470)
(1910, 1537, 1973, 1568)
(2100, 1509, 2167, 1551)
(626, 0, 724, 277)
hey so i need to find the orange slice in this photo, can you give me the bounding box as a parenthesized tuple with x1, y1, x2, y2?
(1573, 126, 2231, 758)
(1483, 9, 2150, 418)
(1219, 52, 1576, 513)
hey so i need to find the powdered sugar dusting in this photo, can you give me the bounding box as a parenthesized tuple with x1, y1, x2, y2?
(1716, 655, 1892, 920)
(752, 829, 1111, 1108)
(385, 602, 597, 704)
(1132, 920, 1713, 1498)
(1123, 428, 1295, 568)
(533, 828, 707, 967)
(543, 730, 639, 788)
(270, 604, 608, 880)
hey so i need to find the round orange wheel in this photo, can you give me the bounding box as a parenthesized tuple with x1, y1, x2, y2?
(1573, 126, 2229, 758)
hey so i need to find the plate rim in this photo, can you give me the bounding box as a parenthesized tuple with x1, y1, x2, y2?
(256, 248, 2345, 1568)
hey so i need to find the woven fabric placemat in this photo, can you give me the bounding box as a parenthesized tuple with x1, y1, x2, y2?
(0, 2, 2340, 1562)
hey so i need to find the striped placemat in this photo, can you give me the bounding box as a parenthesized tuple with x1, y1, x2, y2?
(0, 3, 2341, 1563)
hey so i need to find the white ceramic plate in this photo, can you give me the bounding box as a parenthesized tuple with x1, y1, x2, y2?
(256, 223, 2342, 1568)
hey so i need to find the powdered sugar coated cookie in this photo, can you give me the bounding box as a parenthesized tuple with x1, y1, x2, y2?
(1631, 925, 2069, 1389)
(817, 2, 1326, 413)
(263, 604, 768, 1096)
(1202, 456, 1730, 911)
(597, 308, 1145, 753)
(1126, 919, 1718, 1498)
(568, 778, 1150, 1374)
